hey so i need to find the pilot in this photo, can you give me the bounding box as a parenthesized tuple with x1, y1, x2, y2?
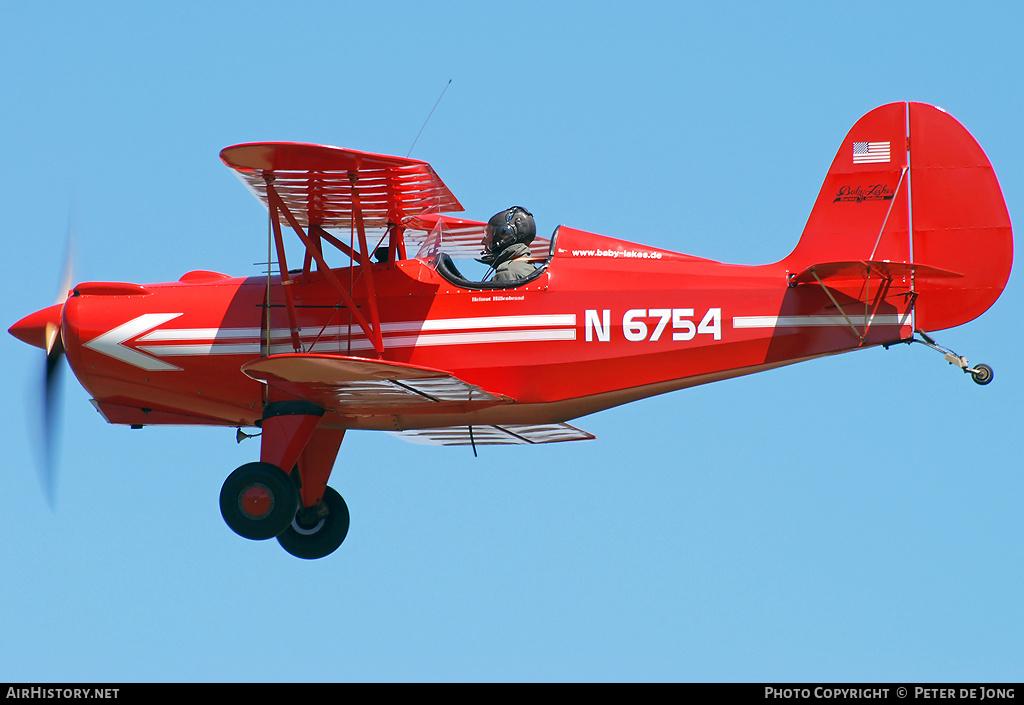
(481, 206, 537, 283)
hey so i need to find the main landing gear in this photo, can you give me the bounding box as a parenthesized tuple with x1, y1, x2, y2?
(276, 486, 350, 560)
(220, 462, 299, 540)
(219, 402, 350, 560)
(888, 332, 995, 386)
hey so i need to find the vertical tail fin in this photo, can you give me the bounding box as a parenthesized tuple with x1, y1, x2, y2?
(786, 102, 911, 268)
(785, 102, 1012, 333)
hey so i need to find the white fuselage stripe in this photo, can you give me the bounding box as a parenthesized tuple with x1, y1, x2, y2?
(137, 314, 577, 342)
(139, 328, 578, 356)
(732, 313, 911, 328)
(135, 314, 578, 357)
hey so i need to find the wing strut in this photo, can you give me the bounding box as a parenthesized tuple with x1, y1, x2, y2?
(220, 141, 468, 359)
(350, 179, 382, 350)
(805, 267, 896, 345)
(267, 183, 303, 354)
(789, 260, 957, 344)
(262, 175, 384, 357)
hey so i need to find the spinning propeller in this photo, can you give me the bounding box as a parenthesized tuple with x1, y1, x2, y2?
(10, 235, 74, 507)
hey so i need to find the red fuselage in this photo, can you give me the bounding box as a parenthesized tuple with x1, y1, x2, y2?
(58, 225, 911, 433)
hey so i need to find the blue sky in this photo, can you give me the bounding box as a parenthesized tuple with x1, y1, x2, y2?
(1, 1, 1021, 682)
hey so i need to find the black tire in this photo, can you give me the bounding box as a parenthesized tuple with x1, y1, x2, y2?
(971, 363, 994, 386)
(277, 486, 350, 560)
(220, 462, 298, 540)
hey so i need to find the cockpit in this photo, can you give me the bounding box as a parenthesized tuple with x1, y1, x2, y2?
(407, 214, 557, 291)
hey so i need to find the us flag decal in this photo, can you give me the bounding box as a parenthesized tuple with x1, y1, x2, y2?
(852, 141, 890, 164)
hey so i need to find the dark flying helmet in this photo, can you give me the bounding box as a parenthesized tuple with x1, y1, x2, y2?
(484, 206, 536, 254)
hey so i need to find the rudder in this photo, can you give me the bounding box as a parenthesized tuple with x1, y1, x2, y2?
(908, 102, 1012, 331)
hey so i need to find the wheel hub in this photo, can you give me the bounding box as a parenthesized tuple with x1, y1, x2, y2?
(238, 483, 274, 519)
(291, 504, 327, 535)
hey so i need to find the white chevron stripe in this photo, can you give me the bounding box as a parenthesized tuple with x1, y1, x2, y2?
(130, 313, 578, 361)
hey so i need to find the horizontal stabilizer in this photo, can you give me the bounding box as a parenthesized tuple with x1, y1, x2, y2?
(790, 260, 963, 285)
(241, 354, 512, 414)
(391, 423, 595, 446)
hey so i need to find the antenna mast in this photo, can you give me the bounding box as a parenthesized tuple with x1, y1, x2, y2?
(407, 79, 452, 158)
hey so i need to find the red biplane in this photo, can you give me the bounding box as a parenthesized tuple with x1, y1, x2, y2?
(10, 102, 1013, 559)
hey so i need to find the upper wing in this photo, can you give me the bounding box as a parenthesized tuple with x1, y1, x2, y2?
(220, 143, 468, 354)
(219, 143, 552, 263)
(219, 143, 464, 229)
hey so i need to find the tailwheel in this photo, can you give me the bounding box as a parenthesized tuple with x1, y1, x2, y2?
(220, 462, 298, 540)
(277, 486, 350, 560)
(970, 363, 994, 386)
(907, 332, 996, 386)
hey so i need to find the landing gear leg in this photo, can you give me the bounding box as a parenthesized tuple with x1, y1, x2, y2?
(219, 399, 351, 559)
(219, 401, 323, 543)
(899, 331, 995, 385)
(276, 427, 349, 559)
